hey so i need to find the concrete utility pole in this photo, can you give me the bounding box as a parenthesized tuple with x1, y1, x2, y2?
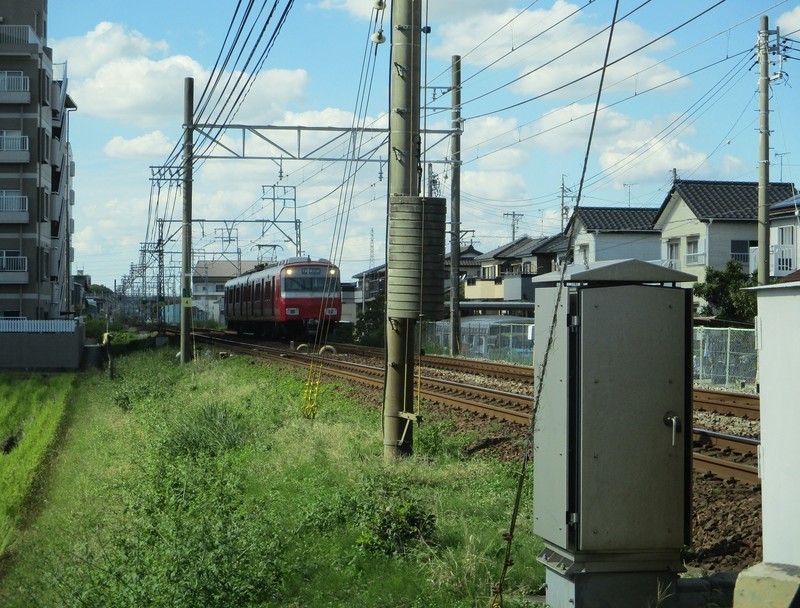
(384, 0, 421, 460)
(757, 15, 770, 286)
(383, 0, 447, 461)
(504, 211, 523, 241)
(449, 55, 462, 357)
(180, 77, 194, 363)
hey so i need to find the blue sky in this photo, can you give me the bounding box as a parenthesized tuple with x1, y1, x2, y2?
(47, 0, 800, 288)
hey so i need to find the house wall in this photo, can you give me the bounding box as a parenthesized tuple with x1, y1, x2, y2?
(769, 218, 797, 276)
(659, 199, 707, 284)
(464, 279, 504, 300)
(573, 227, 660, 265)
(755, 283, 800, 565)
(594, 233, 660, 262)
(707, 222, 757, 270)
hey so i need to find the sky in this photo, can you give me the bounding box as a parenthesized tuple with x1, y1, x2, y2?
(45, 0, 800, 290)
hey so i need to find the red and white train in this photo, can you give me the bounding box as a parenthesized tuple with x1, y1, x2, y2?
(224, 257, 342, 338)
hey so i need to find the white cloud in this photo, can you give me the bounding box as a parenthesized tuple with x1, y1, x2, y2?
(430, 1, 683, 100)
(53, 22, 308, 131)
(314, 0, 512, 22)
(462, 170, 528, 203)
(462, 115, 529, 170)
(70, 54, 206, 129)
(599, 134, 707, 185)
(52, 22, 170, 79)
(104, 131, 174, 158)
(777, 6, 800, 33)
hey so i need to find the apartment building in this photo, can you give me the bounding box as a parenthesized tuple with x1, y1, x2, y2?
(0, 0, 76, 319)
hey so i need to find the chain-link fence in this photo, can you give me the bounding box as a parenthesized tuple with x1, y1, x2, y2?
(421, 317, 534, 365)
(693, 326, 757, 390)
(424, 319, 757, 389)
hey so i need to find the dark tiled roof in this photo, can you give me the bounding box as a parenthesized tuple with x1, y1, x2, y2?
(474, 236, 539, 261)
(531, 233, 569, 254)
(572, 207, 659, 232)
(669, 180, 797, 221)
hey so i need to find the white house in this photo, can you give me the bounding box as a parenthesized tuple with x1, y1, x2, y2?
(769, 194, 799, 278)
(566, 207, 661, 267)
(652, 179, 797, 285)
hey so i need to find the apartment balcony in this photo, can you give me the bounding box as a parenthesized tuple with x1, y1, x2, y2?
(0, 74, 30, 104)
(0, 195, 28, 223)
(0, 136, 30, 163)
(0, 25, 42, 49)
(0, 256, 28, 284)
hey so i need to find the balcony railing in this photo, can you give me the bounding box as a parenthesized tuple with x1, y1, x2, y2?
(0, 25, 41, 46)
(0, 74, 30, 93)
(0, 136, 29, 151)
(730, 253, 749, 265)
(0, 195, 28, 223)
(773, 245, 796, 275)
(659, 258, 681, 271)
(0, 195, 28, 212)
(0, 256, 27, 272)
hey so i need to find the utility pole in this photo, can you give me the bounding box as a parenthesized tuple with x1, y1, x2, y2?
(384, 0, 422, 460)
(560, 175, 571, 233)
(450, 55, 462, 357)
(757, 15, 770, 286)
(180, 77, 194, 363)
(504, 211, 523, 241)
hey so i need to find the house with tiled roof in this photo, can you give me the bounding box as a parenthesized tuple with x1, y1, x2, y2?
(653, 179, 797, 285)
(464, 235, 569, 302)
(353, 244, 483, 313)
(769, 194, 800, 278)
(566, 206, 661, 267)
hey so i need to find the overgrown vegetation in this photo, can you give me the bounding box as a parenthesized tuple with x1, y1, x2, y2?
(693, 259, 758, 324)
(0, 373, 75, 555)
(0, 349, 542, 606)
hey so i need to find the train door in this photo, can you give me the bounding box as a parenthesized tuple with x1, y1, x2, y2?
(270, 276, 277, 319)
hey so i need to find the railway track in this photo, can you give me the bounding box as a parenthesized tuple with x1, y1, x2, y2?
(188, 332, 759, 483)
(331, 343, 760, 417)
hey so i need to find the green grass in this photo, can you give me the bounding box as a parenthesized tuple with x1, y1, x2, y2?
(0, 372, 75, 555)
(0, 348, 543, 607)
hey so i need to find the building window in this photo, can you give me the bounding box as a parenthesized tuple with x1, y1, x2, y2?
(578, 244, 589, 266)
(215, 283, 225, 293)
(482, 266, 496, 280)
(667, 240, 680, 269)
(685, 237, 704, 265)
(730, 240, 757, 265)
(776, 226, 796, 272)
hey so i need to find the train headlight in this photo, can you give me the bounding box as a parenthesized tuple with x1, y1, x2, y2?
(329, 268, 337, 275)
(286, 268, 294, 275)
(286, 308, 300, 316)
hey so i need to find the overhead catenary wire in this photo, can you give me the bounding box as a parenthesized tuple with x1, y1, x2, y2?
(490, 1, 622, 606)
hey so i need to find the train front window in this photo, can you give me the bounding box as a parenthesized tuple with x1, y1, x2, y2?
(282, 270, 339, 293)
